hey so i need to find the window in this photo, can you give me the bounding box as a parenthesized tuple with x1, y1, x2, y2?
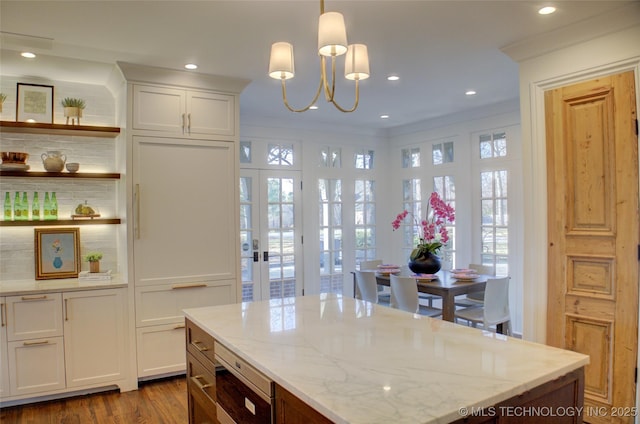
(354, 149, 374, 169)
(432, 141, 454, 165)
(268, 143, 294, 166)
(319, 179, 343, 294)
(480, 170, 508, 275)
(354, 179, 376, 263)
(401, 178, 422, 260)
(239, 176, 254, 301)
(240, 141, 251, 164)
(319, 146, 342, 168)
(479, 132, 507, 159)
(433, 175, 456, 267)
(401, 147, 420, 168)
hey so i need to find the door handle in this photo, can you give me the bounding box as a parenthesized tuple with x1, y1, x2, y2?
(263, 251, 269, 262)
(253, 252, 259, 262)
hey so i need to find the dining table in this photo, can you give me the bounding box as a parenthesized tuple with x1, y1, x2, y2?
(354, 269, 488, 323)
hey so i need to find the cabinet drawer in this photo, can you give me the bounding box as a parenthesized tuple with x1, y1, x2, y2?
(7, 336, 66, 396)
(7, 293, 63, 341)
(186, 318, 216, 369)
(187, 352, 216, 404)
(135, 281, 233, 327)
(136, 324, 188, 377)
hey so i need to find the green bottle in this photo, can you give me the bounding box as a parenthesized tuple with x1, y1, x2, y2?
(32, 192, 40, 221)
(3, 192, 12, 221)
(44, 192, 52, 220)
(13, 192, 21, 220)
(21, 192, 29, 221)
(51, 192, 58, 220)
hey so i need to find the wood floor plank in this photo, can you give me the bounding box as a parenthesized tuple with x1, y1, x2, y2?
(0, 376, 188, 424)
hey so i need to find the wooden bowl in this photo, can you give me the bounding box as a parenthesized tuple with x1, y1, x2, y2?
(1, 152, 29, 164)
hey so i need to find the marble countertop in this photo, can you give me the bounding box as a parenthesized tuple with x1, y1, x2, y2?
(1, 275, 127, 296)
(184, 294, 589, 424)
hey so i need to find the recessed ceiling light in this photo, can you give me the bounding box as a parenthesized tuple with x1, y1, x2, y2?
(309, 105, 318, 110)
(184, 63, 198, 70)
(380, 115, 389, 119)
(465, 90, 477, 96)
(538, 6, 556, 15)
(387, 75, 400, 81)
(21, 52, 36, 59)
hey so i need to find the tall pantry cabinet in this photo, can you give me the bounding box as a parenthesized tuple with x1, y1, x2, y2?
(118, 63, 249, 378)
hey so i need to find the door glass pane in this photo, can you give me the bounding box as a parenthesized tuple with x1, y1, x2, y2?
(239, 176, 255, 302)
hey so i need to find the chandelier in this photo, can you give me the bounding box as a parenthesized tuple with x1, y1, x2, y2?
(268, 0, 370, 113)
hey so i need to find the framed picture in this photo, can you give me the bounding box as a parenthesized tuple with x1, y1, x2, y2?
(34, 227, 80, 280)
(17, 83, 54, 123)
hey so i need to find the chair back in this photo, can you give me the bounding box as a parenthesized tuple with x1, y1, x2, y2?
(354, 270, 379, 303)
(390, 275, 419, 313)
(483, 277, 510, 326)
(359, 259, 383, 270)
(468, 263, 495, 276)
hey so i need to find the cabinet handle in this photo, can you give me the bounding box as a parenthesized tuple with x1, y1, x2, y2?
(187, 113, 191, 134)
(191, 340, 210, 352)
(21, 295, 47, 301)
(190, 374, 213, 390)
(173, 324, 186, 330)
(64, 298, 69, 321)
(171, 283, 207, 290)
(0, 303, 5, 327)
(182, 113, 187, 134)
(23, 340, 49, 346)
(134, 184, 141, 239)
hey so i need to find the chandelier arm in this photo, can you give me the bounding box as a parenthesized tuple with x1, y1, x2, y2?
(281, 77, 324, 113)
(320, 56, 334, 102)
(328, 79, 360, 113)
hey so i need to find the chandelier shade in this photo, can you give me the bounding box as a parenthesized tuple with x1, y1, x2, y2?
(268, 0, 369, 113)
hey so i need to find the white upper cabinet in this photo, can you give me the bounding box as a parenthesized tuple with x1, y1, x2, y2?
(132, 84, 235, 137)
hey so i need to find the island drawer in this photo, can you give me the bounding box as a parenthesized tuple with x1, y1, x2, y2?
(187, 352, 216, 404)
(186, 318, 216, 370)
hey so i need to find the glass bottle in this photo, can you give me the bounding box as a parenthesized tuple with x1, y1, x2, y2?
(32, 192, 40, 221)
(44, 192, 52, 220)
(13, 192, 22, 220)
(21, 192, 29, 221)
(51, 192, 58, 220)
(3, 192, 12, 221)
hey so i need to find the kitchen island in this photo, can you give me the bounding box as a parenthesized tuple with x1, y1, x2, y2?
(184, 294, 588, 423)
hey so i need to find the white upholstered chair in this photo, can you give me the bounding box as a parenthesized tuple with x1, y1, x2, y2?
(354, 270, 387, 305)
(358, 259, 391, 303)
(390, 275, 442, 317)
(454, 276, 512, 335)
(454, 263, 494, 307)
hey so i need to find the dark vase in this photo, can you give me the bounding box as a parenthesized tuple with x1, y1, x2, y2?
(408, 252, 441, 274)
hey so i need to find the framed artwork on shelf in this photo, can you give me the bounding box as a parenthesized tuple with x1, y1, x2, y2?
(34, 227, 80, 279)
(17, 83, 54, 123)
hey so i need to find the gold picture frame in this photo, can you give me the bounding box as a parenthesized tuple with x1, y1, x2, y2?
(17, 83, 54, 123)
(34, 227, 80, 279)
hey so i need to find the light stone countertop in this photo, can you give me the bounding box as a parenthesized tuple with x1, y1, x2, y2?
(0, 275, 127, 296)
(185, 293, 589, 424)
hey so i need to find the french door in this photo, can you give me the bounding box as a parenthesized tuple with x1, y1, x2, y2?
(240, 170, 303, 302)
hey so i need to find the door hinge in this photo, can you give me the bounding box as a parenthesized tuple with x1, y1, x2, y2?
(635, 367, 637, 383)
(638, 245, 640, 261)
(635, 118, 638, 136)
(301, 235, 303, 245)
(300, 181, 303, 190)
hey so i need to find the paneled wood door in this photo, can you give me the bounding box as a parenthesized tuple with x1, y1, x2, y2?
(546, 71, 638, 422)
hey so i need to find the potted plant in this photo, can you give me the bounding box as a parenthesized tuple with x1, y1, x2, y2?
(61, 97, 86, 125)
(0, 93, 6, 113)
(83, 251, 103, 273)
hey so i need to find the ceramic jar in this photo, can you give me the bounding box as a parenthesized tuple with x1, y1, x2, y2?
(41, 151, 67, 172)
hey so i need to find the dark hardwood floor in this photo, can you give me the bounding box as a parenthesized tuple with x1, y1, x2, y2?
(0, 376, 188, 424)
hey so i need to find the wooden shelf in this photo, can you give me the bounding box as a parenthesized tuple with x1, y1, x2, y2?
(0, 218, 121, 227)
(0, 171, 121, 179)
(0, 121, 120, 138)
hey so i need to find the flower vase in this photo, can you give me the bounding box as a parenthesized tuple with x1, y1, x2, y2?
(53, 256, 63, 269)
(408, 252, 442, 274)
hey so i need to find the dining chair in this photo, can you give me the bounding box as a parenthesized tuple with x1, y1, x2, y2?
(354, 270, 389, 305)
(390, 275, 442, 317)
(454, 276, 512, 335)
(454, 263, 495, 307)
(358, 259, 391, 303)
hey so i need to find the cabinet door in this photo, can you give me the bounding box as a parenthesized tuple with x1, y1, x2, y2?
(186, 90, 235, 137)
(6, 293, 63, 341)
(0, 297, 9, 398)
(136, 323, 188, 377)
(7, 336, 65, 396)
(133, 85, 186, 133)
(132, 136, 238, 289)
(63, 289, 126, 388)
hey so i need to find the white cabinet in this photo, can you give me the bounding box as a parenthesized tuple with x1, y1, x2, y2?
(136, 323, 187, 377)
(6, 293, 63, 341)
(132, 84, 235, 137)
(63, 289, 127, 388)
(0, 297, 9, 398)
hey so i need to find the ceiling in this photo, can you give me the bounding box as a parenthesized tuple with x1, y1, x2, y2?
(1, 1, 638, 132)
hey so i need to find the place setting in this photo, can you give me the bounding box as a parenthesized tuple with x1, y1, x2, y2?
(375, 264, 401, 276)
(450, 268, 479, 282)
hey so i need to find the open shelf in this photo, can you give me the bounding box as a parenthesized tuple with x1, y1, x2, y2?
(0, 121, 120, 138)
(0, 171, 121, 179)
(0, 218, 122, 227)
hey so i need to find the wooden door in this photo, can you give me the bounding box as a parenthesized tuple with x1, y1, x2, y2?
(546, 71, 639, 422)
